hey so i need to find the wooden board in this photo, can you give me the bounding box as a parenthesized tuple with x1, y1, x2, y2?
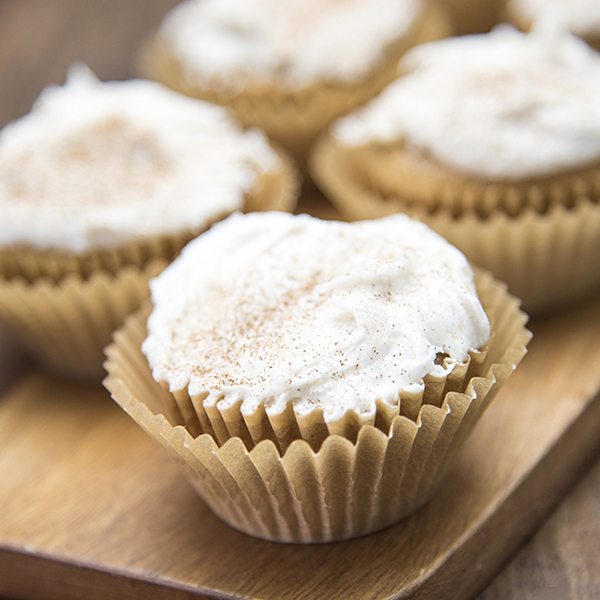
(482, 457, 600, 600)
(0, 295, 598, 600)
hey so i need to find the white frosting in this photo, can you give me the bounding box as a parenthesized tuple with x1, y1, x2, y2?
(334, 27, 600, 180)
(143, 212, 490, 424)
(510, 0, 600, 39)
(157, 0, 422, 88)
(0, 66, 278, 252)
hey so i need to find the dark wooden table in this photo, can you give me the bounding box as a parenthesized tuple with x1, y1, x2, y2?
(0, 2, 598, 598)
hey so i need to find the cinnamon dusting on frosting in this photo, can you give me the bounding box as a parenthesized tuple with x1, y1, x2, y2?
(0, 66, 279, 252)
(1, 116, 169, 206)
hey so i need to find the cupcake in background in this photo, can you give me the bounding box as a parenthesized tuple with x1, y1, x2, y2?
(506, 0, 600, 50)
(0, 67, 298, 380)
(311, 27, 600, 314)
(141, 0, 453, 164)
(105, 212, 530, 543)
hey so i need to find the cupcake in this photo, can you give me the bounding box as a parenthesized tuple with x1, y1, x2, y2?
(507, 0, 600, 50)
(141, 0, 453, 163)
(104, 212, 530, 543)
(311, 27, 600, 313)
(0, 67, 297, 380)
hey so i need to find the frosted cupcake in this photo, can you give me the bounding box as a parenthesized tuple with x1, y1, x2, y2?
(311, 27, 600, 312)
(0, 68, 297, 380)
(507, 0, 600, 50)
(105, 212, 530, 542)
(142, 0, 452, 163)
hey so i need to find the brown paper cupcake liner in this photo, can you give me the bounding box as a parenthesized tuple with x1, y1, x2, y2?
(142, 2, 452, 164)
(311, 135, 600, 218)
(0, 260, 166, 381)
(310, 136, 600, 314)
(0, 154, 299, 282)
(104, 272, 530, 542)
(0, 230, 191, 285)
(161, 342, 487, 454)
(425, 200, 600, 314)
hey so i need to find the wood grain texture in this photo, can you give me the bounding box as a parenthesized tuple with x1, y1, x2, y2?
(0, 1, 599, 598)
(0, 298, 598, 600)
(481, 458, 600, 600)
(0, 324, 26, 394)
(0, 0, 180, 126)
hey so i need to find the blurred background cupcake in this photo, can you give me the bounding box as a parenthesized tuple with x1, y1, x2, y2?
(141, 0, 453, 165)
(311, 27, 600, 314)
(0, 67, 298, 380)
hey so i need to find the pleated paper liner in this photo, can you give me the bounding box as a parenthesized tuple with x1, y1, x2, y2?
(104, 272, 530, 543)
(311, 134, 600, 218)
(310, 136, 600, 314)
(141, 1, 452, 164)
(157, 342, 488, 455)
(0, 259, 166, 382)
(0, 231, 191, 285)
(0, 154, 299, 283)
(425, 201, 600, 314)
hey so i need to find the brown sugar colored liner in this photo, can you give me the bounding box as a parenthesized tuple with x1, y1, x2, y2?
(167, 344, 488, 454)
(141, 1, 452, 164)
(104, 272, 530, 542)
(0, 260, 166, 382)
(311, 136, 600, 218)
(426, 201, 600, 314)
(310, 136, 600, 314)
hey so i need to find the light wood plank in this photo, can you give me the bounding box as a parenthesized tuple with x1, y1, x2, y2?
(0, 298, 598, 599)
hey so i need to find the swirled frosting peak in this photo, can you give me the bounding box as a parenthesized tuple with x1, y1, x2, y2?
(143, 212, 490, 424)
